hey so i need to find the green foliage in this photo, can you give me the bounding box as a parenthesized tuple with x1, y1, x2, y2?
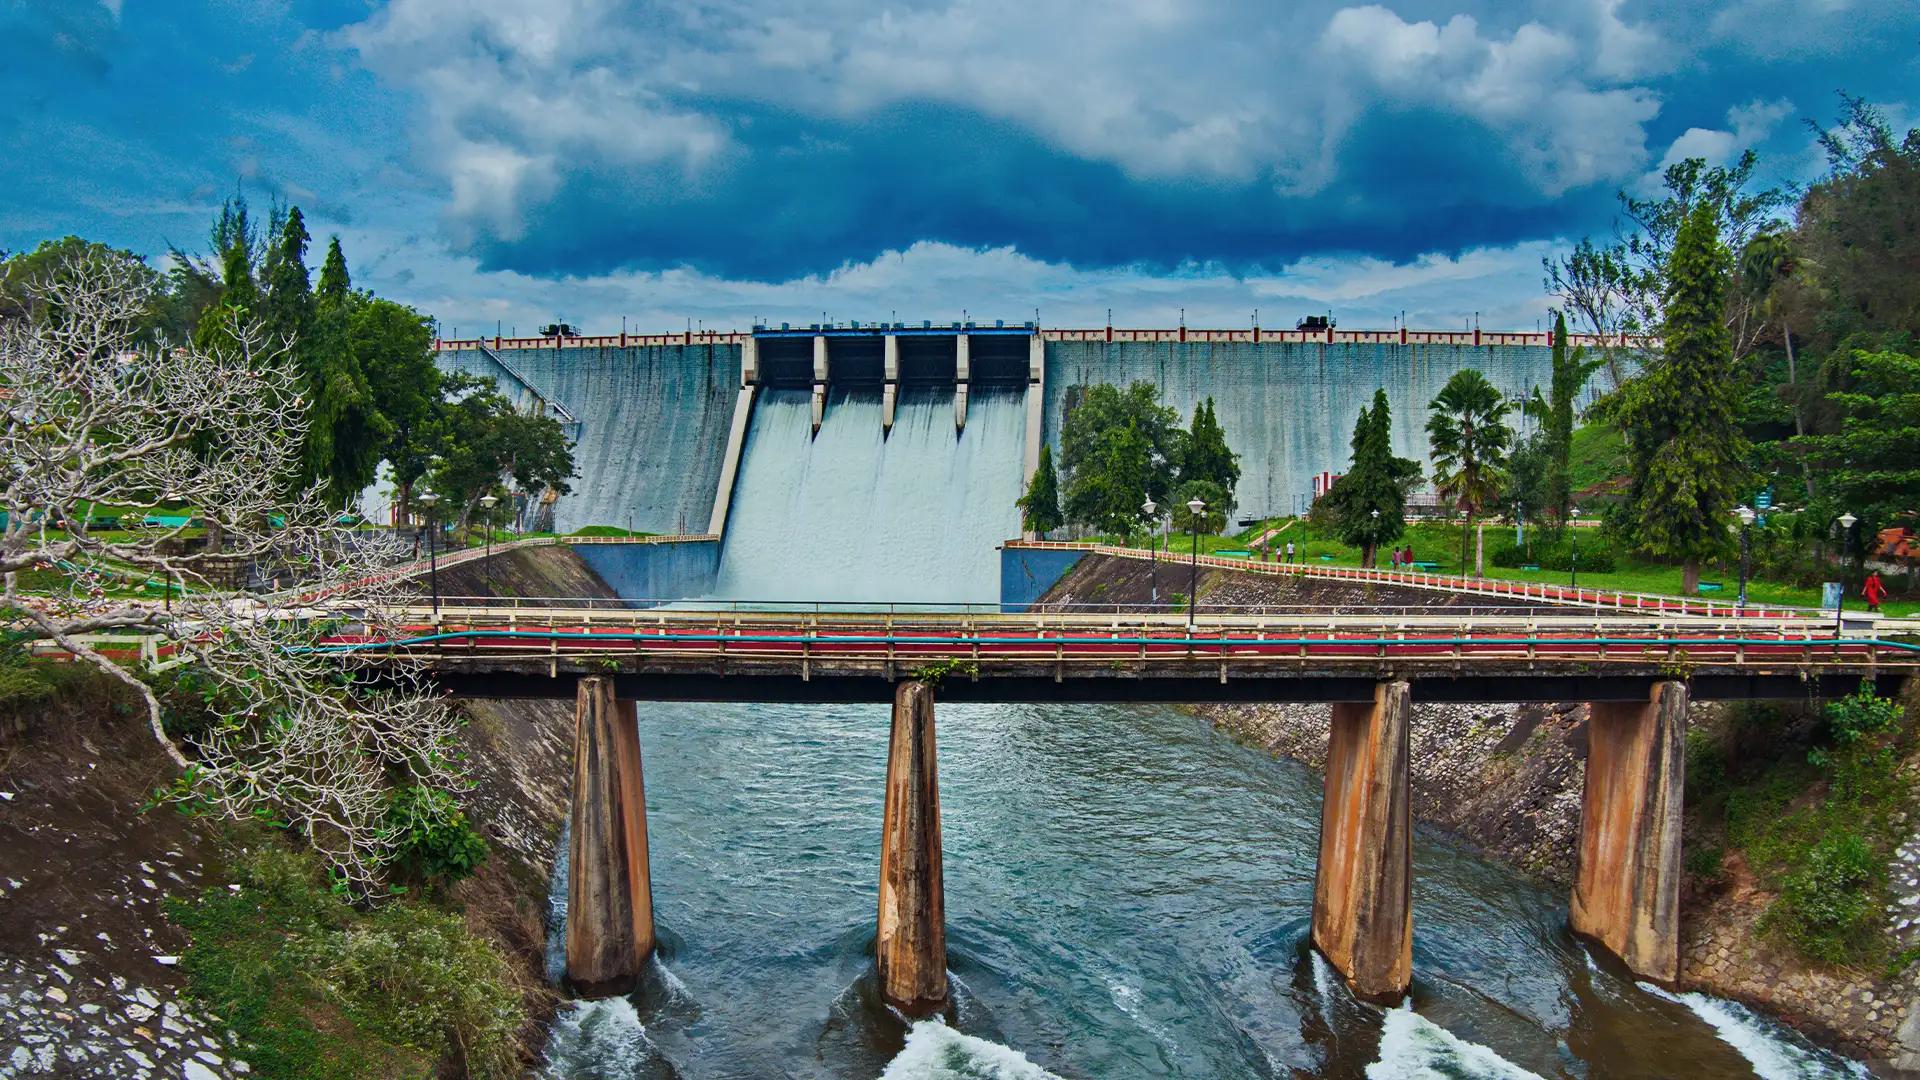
(316, 236, 350, 304)
(382, 785, 488, 887)
(1566, 421, 1630, 493)
(1057, 381, 1183, 534)
(1488, 538, 1616, 573)
(1176, 398, 1239, 516)
(1543, 310, 1605, 522)
(1427, 368, 1514, 569)
(1017, 442, 1064, 535)
(427, 372, 576, 532)
(1169, 479, 1229, 535)
(1793, 347, 1920, 543)
(1764, 832, 1881, 965)
(1322, 389, 1420, 564)
(1618, 200, 1748, 587)
(1714, 686, 1913, 966)
(169, 847, 523, 1080)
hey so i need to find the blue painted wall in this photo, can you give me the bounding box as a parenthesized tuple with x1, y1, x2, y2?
(570, 540, 720, 606)
(1000, 546, 1087, 612)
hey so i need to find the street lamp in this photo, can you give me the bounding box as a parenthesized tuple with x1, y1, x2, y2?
(418, 490, 441, 616)
(1142, 496, 1159, 609)
(1734, 505, 1755, 609)
(1370, 508, 1380, 569)
(1837, 511, 1859, 632)
(1570, 506, 1582, 588)
(1186, 497, 1206, 631)
(479, 493, 499, 597)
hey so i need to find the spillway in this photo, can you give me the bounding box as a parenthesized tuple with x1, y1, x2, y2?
(712, 389, 1026, 605)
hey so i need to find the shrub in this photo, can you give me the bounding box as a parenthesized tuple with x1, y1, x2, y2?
(383, 784, 488, 887)
(1764, 832, 1881, 964)
(170, 847, 523, 1080)
(1822, 683, 1904, 748)
(1488, 540, 1616, 573)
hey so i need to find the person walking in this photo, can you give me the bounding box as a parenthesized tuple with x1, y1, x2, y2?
(1285, 540, 1296, 563)
(1864, 571, 1888, 613)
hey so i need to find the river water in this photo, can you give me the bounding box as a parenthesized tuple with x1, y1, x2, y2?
(537, 697, 1865, 1079)
(541, 386, 1863, 1077)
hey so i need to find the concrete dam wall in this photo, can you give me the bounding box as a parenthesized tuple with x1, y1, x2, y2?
(440, 329, 1588, 574)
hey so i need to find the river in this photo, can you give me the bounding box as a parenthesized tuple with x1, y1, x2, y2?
(537, 697, 1864, 1079)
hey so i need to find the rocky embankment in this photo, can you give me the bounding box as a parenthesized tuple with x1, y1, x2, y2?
(0, 544, 612, 1076)
(1042, 552, 1920, 1074)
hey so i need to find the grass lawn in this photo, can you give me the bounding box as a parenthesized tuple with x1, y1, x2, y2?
(1116, 517, 1918, 616)
(1568, 421, 1630, 494)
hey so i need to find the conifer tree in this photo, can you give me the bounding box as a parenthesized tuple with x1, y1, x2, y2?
(1618, 200, 1748, 593)
(317, 236, 351, 305)
(1017, 442, 1064, 537)
(1542, 309, 1603, 527)
(1178, 397, 1240, 517)
(1325, 389, 1419, 567)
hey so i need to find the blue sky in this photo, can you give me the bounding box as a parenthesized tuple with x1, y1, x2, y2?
(2, 0, 1915, 333)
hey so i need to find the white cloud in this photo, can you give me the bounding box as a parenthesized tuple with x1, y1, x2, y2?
(1320, 5, 1661, 194)
(339, 0, 1683, 248)
(1638, 97, 1792, 192)
(99, 0, 122, 18)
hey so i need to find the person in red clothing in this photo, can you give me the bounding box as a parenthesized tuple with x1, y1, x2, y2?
(1863, 571, 1888, 612)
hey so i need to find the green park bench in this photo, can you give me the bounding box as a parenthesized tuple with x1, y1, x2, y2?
(1215, 549, 1251, 558)
(1521, 563, 1541, 571)
(1697, 582, 1725, 592)
(1412, 561, 1441, 571)
(1319, 554, 1336, 561)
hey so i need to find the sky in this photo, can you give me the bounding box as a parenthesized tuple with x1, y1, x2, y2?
(1, 0, 1915, 335)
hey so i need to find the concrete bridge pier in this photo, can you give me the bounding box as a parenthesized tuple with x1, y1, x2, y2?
(877, 679, 949, 1015)
(566, 675, 656, 995)
(1312, 680, 1413, 1001)
(1571, 681, 1686, 982)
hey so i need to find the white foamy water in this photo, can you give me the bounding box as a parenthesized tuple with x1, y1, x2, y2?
(539, 997, 667, 1078)
(714, 390, 1025, 605)
(1367, 1006, 1545, 1079)
(1638, 983, 1869, 1079)
(880, 1021, 1069, 1080)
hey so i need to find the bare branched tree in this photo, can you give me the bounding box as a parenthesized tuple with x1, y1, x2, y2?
(2, 249, 460, 891)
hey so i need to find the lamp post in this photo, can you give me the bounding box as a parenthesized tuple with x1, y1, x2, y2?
(479, 493, 499, 596)
(1369, 507, 1380, 568)
(1837, 510, 1858, 634)
(1735, 505, 1755, 609)
(1569, 506, 1582, 588)
(1142, 496, 1159, 609)
(1186, 497, 1206, 632)
(162, 490, 179, 614)
(418, 490, 441, 616)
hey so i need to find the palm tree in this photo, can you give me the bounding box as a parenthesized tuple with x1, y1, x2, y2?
(1427, 369, 1515, 575)
(1739, 231, 1813, 497)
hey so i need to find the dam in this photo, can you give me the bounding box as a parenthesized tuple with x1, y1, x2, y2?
(434, 322, 1619, 547)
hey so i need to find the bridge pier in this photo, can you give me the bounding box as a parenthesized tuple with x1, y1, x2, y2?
(1312, 680, 1413, 1001)
(1572, 680, 1686, 982)
(566, 676, 656, 995)
(877, 679, 948, 1015)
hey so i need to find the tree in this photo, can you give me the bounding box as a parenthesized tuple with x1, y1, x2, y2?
(1427, 368, 1514, 575)
(1542, 310, 1603, 526)
(1618, 200, 1749, 592)
(317, 236, 350, 305)
(1324, 389, 1419, 567)
(352, 297, 443, 521)
(1, 237, 163, 329)
(1793, 348, 1920, 551)
(1017, 442, 1063, 536)
(1058, 381, 1183, 534)
(1796, 96, 1920, 343)
(427, 374, 576, 536)
(1170, 479, 1229, 536)
(1503, 430, 1551, 541)
(1177, 398, 1239, 518)
(0, 250, 462, 892)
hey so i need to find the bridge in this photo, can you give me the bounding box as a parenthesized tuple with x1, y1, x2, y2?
(313, 596, 1917, 1010)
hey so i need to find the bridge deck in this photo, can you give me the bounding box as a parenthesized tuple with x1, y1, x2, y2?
(328, 608, 1918, 704)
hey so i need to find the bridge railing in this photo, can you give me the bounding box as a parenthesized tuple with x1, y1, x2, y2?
(1009, 541, 1833, 622)
(316, 618, 1920, 673)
